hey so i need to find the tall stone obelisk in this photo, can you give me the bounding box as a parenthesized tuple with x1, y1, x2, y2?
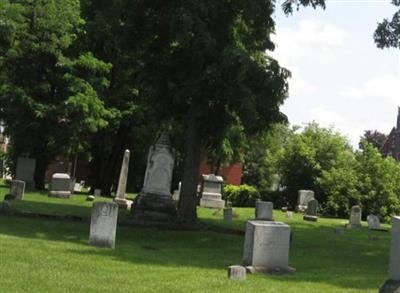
(114, 149, 132, 209)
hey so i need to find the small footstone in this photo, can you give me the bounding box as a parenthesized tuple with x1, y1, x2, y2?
(228, 265, 246, 280)
(335, 227, 345, 235)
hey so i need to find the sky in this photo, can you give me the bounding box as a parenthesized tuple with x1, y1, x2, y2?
(271, 0, 400, 148)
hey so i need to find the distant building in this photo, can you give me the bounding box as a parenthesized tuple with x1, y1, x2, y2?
(381, 108, 400, 160)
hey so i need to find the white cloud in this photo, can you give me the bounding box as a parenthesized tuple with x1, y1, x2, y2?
(339, 74, 400, 105)
(272, 19, 349, 67)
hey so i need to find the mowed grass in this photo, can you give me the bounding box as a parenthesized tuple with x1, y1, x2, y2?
(0, 183, 393, 292)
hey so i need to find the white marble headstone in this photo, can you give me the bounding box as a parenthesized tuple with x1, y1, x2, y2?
(89, 202, 118, 249)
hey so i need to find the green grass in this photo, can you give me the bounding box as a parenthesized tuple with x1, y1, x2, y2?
(0, 183, 392, 292)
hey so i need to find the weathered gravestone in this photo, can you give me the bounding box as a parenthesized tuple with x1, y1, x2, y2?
(224, 207, 233, 221)
(243, 220, 295, 274)
(255, 201, 273, 221)
(48, 173, 72, 198)
(132, 134, 176, 221)
(89, 202, 118, 249)
(228, 265, 246, 280)
(303, 199, 318, 222)
(347, 205, 362, 229)
(296, 190, 315, 213)
(94, 189, 101, 197)
(200, 174, 225, 209)
(380, 216, 400, 293)
(16, 157, 36, 188)
(367, 215, 381, 230)
(114, 150, 132, 209)
(10, 180, 25, 200)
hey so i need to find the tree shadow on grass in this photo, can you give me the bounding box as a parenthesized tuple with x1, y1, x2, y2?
(0, 215, 390, 291)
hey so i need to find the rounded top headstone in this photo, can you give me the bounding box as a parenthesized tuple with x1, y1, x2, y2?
(52, 173, 71, 179)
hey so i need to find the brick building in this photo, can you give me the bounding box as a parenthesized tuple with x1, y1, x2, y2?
(381, 107, 400, 160)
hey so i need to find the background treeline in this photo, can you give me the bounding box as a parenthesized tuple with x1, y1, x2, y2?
(237, 122, 400, 222)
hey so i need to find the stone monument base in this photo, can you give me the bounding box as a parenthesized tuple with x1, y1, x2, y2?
(48, 191, 71, 199)
(132, 192, 176, 222)
(114, 198, 133, 209)
(200, 198, 225, 209)
(379, 279, 400, 293)
(245, 265, 296, 275)
(303, 215, 318, 222)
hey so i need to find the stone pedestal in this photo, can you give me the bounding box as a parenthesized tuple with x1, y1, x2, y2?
(89, 202, 118, 249)
(255, 201, 273, 220)
(243, 220, 295, 275)
(10, 180, 25, 200)
(199, 174, 225, 209)
(228, 265, 246, 280)
(132, 134, 176, 222)
(48, 173, 72, 199)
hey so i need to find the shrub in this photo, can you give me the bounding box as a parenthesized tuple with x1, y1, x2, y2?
(224, 184, 260, 207)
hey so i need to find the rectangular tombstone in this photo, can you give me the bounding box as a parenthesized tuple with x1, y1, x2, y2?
(224, 207, 233, 221)
(200, 174, 225, 209)
(89, 202, 118, 249)
(10, 180, 25, 200)
(255, 201, 273, 221)
(367, 215, 381, 230)
(303, 199, 318, 222)
(380, 216, 400, 292)
(48, 173, 71, 199)
(94, 189, 101, 197)
(16, 157, 36, 187)
(243, 220, 295, 274)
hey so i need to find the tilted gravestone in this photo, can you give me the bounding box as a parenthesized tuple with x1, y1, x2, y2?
(303, 199, 318, 222)
(296, 190, 315, 213)
(89, 202, 118, 249)
(347, 205, 362, 229)
(16, 157, 36, 188)
(255, 201, 273, 221)
(367, 215, 381, 230)
(48, 173, 72, 199)
(132, 133, 176, 222)
(10, 180, 25, 200)
(200, 174, 225, 209)
(114, 149, 132, 209)
(380, 216, 400, 292)
(243, 220, 295, 275)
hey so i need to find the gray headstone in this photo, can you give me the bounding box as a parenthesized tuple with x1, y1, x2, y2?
(380, 216, 400, 292)
(200, 174, 225, 209)
(255, 201, 273, 220)
(303, 199, 318, 222)
(224, 207, 233, 221)
(94, 189, 101, 197)
(228, 265, 246, 280)
(297, 190, 315, 212)
(16, 157, 36, 186)
(348, 205, 362, 229)
(367, 214, 381, 230)
(10, 180, 25, 200)
(89, 202, 118, 249)
(285, 211, 293, 219)
(48, 173, 72, 198)
(243, 220, 295, 274)
(114, 150, 132, 209)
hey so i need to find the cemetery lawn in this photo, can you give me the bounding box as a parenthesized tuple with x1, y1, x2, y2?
(0, 185, 392, 292)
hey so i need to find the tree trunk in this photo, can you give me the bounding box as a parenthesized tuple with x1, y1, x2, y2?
(34, 156, 49, 190)
(177, 105, 202, 223)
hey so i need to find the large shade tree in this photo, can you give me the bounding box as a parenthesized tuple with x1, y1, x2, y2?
(0, 0, 110, 188)
(127, 0, 325, 222)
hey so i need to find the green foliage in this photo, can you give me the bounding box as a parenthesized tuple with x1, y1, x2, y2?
(279, 122, 353, 208)
(359, 130, 387, 150)
(223, 184, 260, 207)
(0, 0, 110, 188)
(374, 0, 400, 49)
